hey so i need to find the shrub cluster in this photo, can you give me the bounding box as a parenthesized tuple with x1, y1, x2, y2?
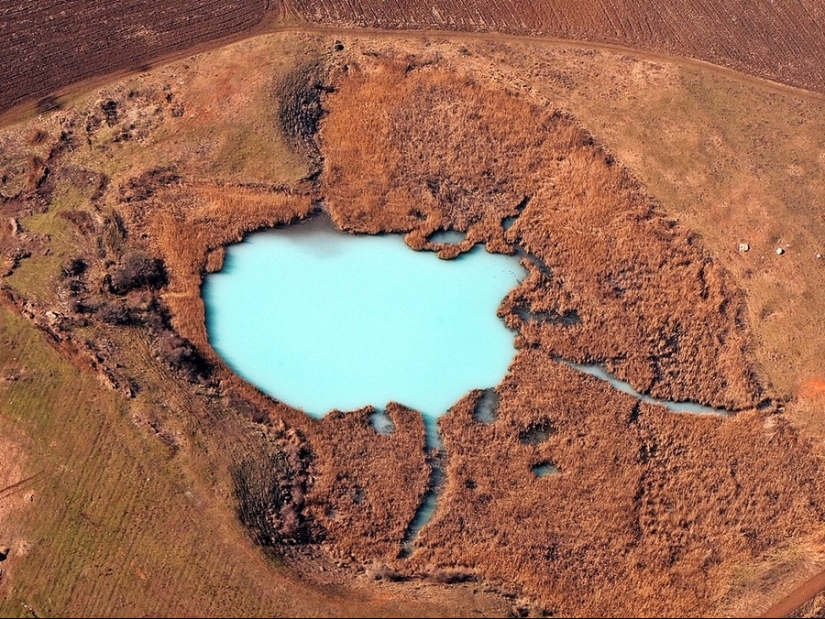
(109, 250, 167, 295)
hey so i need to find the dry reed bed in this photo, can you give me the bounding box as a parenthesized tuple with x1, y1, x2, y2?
(133, 182, 431, 559)
(144, 184, 315, 351)
(416, 353, 825, 616)
(315, 58, 825, 615)
(320, 59, 756, 409)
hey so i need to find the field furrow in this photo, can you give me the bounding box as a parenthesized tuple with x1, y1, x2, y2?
(286, 0, 825, 93)
(0, 0, 267, 115)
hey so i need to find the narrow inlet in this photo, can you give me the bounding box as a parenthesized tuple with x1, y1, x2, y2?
(559, 359, 731, 416)
(399, 418, 444, 558)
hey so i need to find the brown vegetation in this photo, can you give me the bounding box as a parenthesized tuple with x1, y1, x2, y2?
(307, 403, 429, 559)
(791, 590, 825, 618)
(320, 59, 757, 409)
(309, 55, 825, 616)
(417, 357, 825, 616)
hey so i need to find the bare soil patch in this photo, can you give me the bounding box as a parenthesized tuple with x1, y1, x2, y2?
(0, 418, 32, 596)
(0, 0, 272, 116)
(0, 424, 28, 530)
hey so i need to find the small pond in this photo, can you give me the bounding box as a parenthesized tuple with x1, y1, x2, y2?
(203, 217, 525, 431)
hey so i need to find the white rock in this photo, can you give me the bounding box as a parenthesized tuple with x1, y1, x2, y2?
(776, 247, 785, 255)
(817, 253, 822, 259)
(738, 243, 750, 252)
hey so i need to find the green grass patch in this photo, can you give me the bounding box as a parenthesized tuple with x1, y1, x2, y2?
(5, 185, 89, 303)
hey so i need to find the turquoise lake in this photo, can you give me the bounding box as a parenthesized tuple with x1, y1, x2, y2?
(202, 217, 525, 430)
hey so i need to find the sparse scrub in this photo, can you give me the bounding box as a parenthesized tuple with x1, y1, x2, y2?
(277, 62, 330, 170)
(118, 167, 180, 203)
(231, 427, 318, 546)
(96, 299, 139, 325)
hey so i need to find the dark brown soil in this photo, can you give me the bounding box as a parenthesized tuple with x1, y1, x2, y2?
(5, 0, 825, 130)
(294, 0, 825, 94)
(0, 0, 270, 115)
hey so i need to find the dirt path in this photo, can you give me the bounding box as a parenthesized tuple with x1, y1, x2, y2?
(0, 472, 42, 500)
(760, 569, 825, 618)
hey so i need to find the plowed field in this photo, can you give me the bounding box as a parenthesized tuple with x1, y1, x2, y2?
(294, 0, 825, 93)
(0, 0, 270, 115)
(4, 0, 825, 124)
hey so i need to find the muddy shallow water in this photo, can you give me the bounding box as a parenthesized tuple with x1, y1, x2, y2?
(203, 217, 525, 432)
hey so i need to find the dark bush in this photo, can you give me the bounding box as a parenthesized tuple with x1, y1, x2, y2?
(228, 394, 269, 424)
(370, 564, 407, 582)
(110, 251, 167, 294)
(101, 99, 119, 126)
(68, 299, 89, 314)
(428, 569, 476, 584)
(119, 166, 179, 203)
(154, 330, 211, 381)
(62, 256, 88, 277)
(59, 210, 97, 236)
(97, 301, 137, 326)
